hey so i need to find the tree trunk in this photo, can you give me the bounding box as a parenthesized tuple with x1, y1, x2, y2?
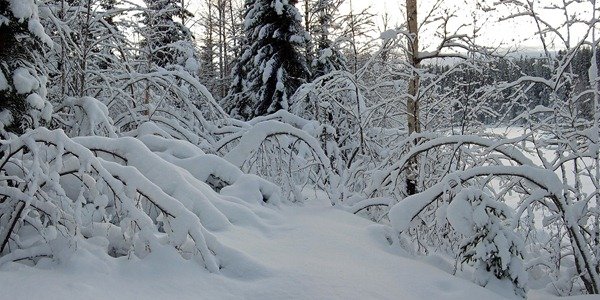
(405, 0, 420, 195)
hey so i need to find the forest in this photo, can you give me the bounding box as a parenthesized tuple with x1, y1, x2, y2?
(1, 0, 600, 298)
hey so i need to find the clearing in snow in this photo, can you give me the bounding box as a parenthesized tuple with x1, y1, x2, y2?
(0, 196, 586, 300)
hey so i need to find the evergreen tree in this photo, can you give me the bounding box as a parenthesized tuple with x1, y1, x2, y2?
(141, 0, 196, 70)
(225, 0, 310, 120)
(139, 0, 202, 112)
(448, 188, 528, 298)
(310, 0, 346, 80)
(0, 0, 52, 134)
(100, 0, 118, 25)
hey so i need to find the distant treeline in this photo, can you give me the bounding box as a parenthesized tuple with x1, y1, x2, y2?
(426, 47, 600, 125)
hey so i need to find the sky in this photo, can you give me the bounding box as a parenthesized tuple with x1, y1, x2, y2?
(331, 0, 596, 53)
(182, 0, 596, 53)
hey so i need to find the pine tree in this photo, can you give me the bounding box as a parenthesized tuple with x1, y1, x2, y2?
(0, 0, 52, 134)
(225, 0, 310, 120)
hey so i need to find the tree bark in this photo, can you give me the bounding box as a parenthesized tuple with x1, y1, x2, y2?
(406, 0, 420, 195)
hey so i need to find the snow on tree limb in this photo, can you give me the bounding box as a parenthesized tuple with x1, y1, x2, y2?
(388, 165, 563, 233)
(0, 127, 280, 274)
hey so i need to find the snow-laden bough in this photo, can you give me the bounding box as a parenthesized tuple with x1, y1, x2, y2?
(0, 127, 280, 274)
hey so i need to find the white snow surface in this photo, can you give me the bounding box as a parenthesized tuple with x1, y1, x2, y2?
(0, 194, 564, 300)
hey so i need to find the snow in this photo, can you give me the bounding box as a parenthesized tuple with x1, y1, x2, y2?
(9, 0, 34, 21)
(389, 165, 564, 234)
(28, 17, 52, 46)
(12, 68, 39, 95)
(589, 49, 597, 88)
(0, 110, 12, 131)
(184, 57, 199, 73)
(25, 93, 44, 110)
(290, 34, 305, 43)
(274, 0, 284, 15)
(0, 0, 598, 296)
(0, 70, 8, 91)
(223, 120, 330, 169)
(446, 190, 476, 236)
(318, 48, 333, 62)
(0, 88, 597, 299)
(0, 196, 514, 300)
(380, 29, 399, 40)
(7, 0, 50, 45)
(61, 97, 116, 137)
(263, 59, 275, 84)
(364, 134, 536, 197)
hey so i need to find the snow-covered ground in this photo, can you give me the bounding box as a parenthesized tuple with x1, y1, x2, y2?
(1, 194, 593, 300)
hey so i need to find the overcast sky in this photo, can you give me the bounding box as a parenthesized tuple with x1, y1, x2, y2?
(347, 0, 595, 51)
(184, 0, 596, 53)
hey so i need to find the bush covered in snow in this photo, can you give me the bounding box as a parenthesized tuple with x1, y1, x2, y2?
(448, 188, 527, 298)
(0, 126, 281, 271)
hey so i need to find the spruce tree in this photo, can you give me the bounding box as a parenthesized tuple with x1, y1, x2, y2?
(141, 0, 196, 69)
(311, 0, 346, 80)
(0, 0, 51, 134)
(448, 188, 528, 298)
(225, 0, 310, 120)
(139, 0, 201, 112)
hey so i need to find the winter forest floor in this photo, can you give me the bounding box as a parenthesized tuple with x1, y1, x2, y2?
(0, 194, 594, 300)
